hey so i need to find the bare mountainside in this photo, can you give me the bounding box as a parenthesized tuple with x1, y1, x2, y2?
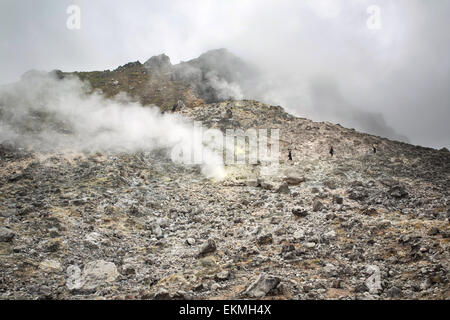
(0, 53, 449, 300)
(60, 48, 256, 112)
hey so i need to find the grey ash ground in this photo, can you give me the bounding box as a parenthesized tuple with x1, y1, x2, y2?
(1, 100, 449, 300)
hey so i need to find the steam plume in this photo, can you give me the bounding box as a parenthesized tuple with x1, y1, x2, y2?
(0, 71, 225, 179)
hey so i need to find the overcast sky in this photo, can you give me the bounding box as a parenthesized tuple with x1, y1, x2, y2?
(0, 0, 449, 148)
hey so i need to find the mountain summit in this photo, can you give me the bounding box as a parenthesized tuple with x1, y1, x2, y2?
(58, 49, 254, 111)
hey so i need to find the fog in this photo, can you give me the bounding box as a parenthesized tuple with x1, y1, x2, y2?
(0, 0, 449, 148)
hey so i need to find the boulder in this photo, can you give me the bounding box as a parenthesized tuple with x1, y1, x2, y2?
(186, 238, 196, 245)
(39, 259, 63, 273)
(66, 260, 119, 292)
(362, 207, 377, 216)
(83, 232, 103, 249)
(257, 233, 273, 245)
(243, 274, 281, 298)
(348, 187, 369, 201)
(283, 175, 305, 186)
(312, 200, 324, 212)
(80, 260, 119, 291)
(322, 230, 337, 242)
(260, 181, 274, 190)
(0, 227, 15, 242)
(215, 270, 231, 281)
(386, 286, 402, 298)
(276, 182, 290, 194)
(292, 207, 308, 217)
(333, 195, 344, 204)
(323, 180, 337, 189)
(198, 239, 217, 257)
(388, 186, 408, 199)
(245, 179, 260, 187)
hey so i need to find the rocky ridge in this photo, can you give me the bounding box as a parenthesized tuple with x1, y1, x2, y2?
(58, 48, 254, 112)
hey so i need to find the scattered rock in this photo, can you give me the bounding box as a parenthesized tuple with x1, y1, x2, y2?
(0, 227, 15, 242)
(39, 259, 62, 273)
(260, 181, 274, 190)
(40, 238, 63, 252)
(243, 274, 281, 298)
(322, 230, 337, 242)
(153, 288, 171, 300)
(198, 239, 216, 257)
(83, 232, 103, 249)
(121, 257, 137, 275)
(304, 242, 316, 249)
(312, 200, 324, 212)
(151, 224, 163, 238)
(198, 255, 216, 268)
(283, 175, 305, 186)
(323, 180, 336, 189)
(292, 207, 308, 217)
(0, 210, 16, 218)
(333, 195, 343, 205)
(186, 238, 196, 245)
(129, 205, 143, 216)
(211, 283, 221, 291)
(1, 92, 449, 301)
(245, 179, 260, 187)
(311, 187, 320, 193)
(66, 260, 119, 292)
(348, 188, 368, 201)
(257, 233, 273, 245)
(377, 220, 391, 229)
(362, 207, 377, 216)
(388, 186, 408, 199)
(293, 230, 305, 240)
(82, 260, 119, 291)
(427, 227, 439, 236)
(215, 270, 231, 281)
(385, 286, 402, 298)
(276, 182, 290, 194)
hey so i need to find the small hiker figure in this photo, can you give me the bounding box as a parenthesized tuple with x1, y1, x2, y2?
(329, 146, 334, 157)
(288, 149, 293, 161)
(372, 143, 377, 154)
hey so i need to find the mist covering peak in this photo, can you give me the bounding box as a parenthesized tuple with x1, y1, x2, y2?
(143, 53, 172, 73)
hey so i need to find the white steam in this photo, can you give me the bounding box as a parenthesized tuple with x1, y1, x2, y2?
(0, 72, 225, 180)
(205, 71, 244, 101)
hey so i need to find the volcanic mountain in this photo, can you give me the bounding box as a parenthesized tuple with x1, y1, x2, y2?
(0, 50, 448, 300)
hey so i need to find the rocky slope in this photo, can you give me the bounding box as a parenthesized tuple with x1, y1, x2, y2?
(1, 98, 449, 300)
(0, 50, 449, 300)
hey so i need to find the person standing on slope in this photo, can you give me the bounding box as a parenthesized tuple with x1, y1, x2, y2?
(329, 146, 334, 157)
